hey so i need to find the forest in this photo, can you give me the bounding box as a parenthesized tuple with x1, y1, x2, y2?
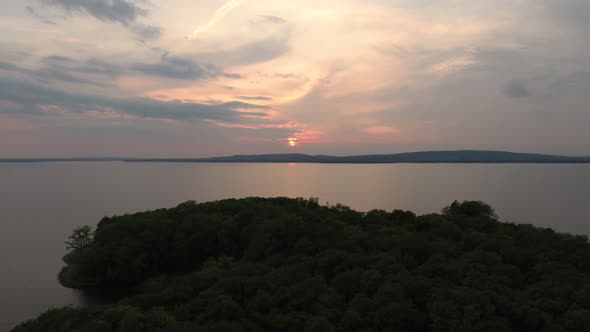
(13, 197, 590, 332)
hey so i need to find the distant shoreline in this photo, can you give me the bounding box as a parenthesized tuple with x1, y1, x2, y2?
(125, 161, 590, 164)
(3, 161, 590, 164)
(2, 150, 590, 164)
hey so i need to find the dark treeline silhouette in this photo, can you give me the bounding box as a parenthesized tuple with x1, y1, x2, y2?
(3, 151, 590, 164)
(126, 150, 590, 163)
(13, 198, 590, 331)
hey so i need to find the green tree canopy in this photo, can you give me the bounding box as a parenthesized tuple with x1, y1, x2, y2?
(442, 200, 498, 219)
(14, 198, 590, 332)
(65, 225, 94, 251)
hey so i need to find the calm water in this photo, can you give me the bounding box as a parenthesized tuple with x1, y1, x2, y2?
(2, 162, 590, 329)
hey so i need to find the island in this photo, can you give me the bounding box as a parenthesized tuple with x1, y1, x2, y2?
(14, 198, 590, 331)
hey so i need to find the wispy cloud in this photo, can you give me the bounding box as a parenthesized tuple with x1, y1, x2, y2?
(238, 96, 273, 101)
(261, 15, 286, 24)
(0, 59, 111, 87)
(25, 6, 56, 25)
(363, 126, 398, 136)
(1, 51, 241, 88)
(188, 0, 247, 39)
(38, 0, 162, 39)
(0, 76, 269, 122)
(130, 24, 163, 40)
(194, 28, 291, 66)
(131, 53, 240, 80)
(41, 0, 148, 25)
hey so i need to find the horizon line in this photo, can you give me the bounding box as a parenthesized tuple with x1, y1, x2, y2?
(1, 150, 590, 163)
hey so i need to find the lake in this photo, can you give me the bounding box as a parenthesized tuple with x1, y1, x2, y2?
(2, 162, 590, 329)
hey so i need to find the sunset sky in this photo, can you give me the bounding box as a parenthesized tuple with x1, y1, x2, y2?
(1, 0, 590, 157)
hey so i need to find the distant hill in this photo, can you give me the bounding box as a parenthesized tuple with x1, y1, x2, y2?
(2, 151, 589, 163)
(127, 150, 590, 163)
(0, 157, 125, 163)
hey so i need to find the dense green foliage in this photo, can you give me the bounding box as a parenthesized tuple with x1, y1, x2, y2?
(14, 198, 590, 332)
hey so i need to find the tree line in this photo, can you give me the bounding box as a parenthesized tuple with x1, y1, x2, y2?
(14, 198, 590, 331)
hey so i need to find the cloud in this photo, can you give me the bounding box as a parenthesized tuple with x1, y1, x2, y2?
(39, 0, 162, 39)
(503, 81, 530, 98)
(0, 62, 20, 71)
(544, 0, 590, 30)
(41, 0, 147, 25)
(196, 32, 291, 66)
(238, 96, 273, 101)
(230, 31, 290, 64)
(26, 5, 56, 25)
(189, 0, 247, 39)
(130, 24, 163, 40)
(188, 10, 291, 66)
(274, 73, 304, 80)
(131, 53, 240, 80)
(2, 51, 239, 86)
(68, 58, 122, 76)
(44, 55, 74, 63)
(0, 60, 110, 87)
(0, 76, 269, 123)
(41, 56, 128, 82)
(261, 15, 286, 24)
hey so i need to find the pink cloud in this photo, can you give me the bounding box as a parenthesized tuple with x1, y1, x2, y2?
(363, 125, 398, 135)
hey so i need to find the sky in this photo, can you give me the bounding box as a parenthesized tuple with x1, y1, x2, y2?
(1, 0, 590, 157)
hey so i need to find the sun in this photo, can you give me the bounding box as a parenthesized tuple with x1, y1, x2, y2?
(288, 137, 297, 147)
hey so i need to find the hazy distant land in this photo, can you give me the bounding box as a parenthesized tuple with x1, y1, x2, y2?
(3, 151, 590, 164)
(0, 157, 126, 163)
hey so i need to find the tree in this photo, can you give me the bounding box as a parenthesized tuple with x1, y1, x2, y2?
(65, 225, 94, 251)
(16, 197, 590, 332)
(442, 200, 497, 219)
